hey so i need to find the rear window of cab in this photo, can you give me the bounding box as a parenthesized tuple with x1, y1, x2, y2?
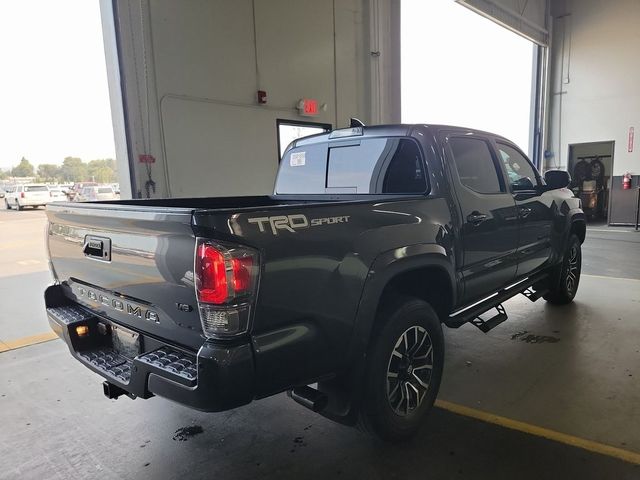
(276, 137, 428, 195)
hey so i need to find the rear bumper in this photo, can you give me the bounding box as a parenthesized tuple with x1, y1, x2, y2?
(20, 197, 50, 206)
(45, 286, 255, 412)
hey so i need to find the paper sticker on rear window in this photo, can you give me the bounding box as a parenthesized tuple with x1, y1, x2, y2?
(290, 152, 306, 167)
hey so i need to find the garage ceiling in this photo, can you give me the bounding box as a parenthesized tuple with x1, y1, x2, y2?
(457, 0, 549, 45)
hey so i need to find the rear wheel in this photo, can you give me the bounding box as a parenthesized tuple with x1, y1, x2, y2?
(16, 200, 23, 211)
(544, 234, 582, 305)
(358, 298, 444, 442)
(5, 199, 11, 210)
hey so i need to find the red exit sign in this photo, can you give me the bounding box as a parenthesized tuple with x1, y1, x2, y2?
(298, 98, 319, 116)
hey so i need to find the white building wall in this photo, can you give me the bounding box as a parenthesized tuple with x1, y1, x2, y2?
(546, 0, 640, 176)
(103, 0, 400, 198)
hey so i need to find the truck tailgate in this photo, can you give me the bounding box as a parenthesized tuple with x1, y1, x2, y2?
(46, 202, 203, 349)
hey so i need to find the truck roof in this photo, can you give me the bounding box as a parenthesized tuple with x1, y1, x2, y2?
(292, 123, 512, 150)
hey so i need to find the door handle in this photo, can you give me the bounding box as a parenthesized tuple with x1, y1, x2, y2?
(467, 212, 488, 225)
(519, 207, 532, 218)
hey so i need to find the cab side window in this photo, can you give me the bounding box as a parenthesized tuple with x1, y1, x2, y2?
(497, 143, 539, 191)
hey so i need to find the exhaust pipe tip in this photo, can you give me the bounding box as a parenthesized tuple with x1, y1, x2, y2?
(288, 385, 328, 413)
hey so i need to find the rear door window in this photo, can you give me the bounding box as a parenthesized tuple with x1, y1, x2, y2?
(24, 185, 48, 192)
(276, 138, 427, 195)
(449, 137, 504, 194)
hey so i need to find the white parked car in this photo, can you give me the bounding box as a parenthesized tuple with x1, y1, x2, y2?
(75, 185, 118, 202)
(5, 184, 51, 210)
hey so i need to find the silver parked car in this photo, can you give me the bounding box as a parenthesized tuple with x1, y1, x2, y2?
(74, 185, 118, 202)
(48, 186, 67, 201)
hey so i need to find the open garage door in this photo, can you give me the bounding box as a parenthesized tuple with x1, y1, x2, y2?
(456, 0, 549, 46)
(453, 0, 550, 166)
(402, 1, 539, 161)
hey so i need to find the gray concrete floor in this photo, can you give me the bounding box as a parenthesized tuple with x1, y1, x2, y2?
(0, 207, 52, 342)
(1, 206, 639, 479)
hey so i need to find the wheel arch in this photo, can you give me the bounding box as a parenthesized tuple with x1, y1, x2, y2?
(348, 244, 456, 365)
(570, 217, 586, 244)
(323, 245, 454, 425)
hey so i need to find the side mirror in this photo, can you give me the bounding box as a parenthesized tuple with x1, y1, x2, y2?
(544, 170, 571, 190)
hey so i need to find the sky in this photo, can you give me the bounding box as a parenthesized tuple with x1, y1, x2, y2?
(0, 0, 116, 170)
(401, 0, 535, 152)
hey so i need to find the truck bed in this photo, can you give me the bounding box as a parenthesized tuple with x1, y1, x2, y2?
(92, 195, 330, 211)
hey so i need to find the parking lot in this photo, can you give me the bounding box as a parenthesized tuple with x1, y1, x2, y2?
(0, 205, 639, 479)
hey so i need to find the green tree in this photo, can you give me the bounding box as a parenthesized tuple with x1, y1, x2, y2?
(60, 156, 88, 182)
(87, 158, 118, 183)
(11, 157, 35, 177)
(37, 163, 61, 182)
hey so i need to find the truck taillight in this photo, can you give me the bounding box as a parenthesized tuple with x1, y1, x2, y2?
(196, 245, 227, 304)
(21, 192, 25, 198)
(194, 240, 259, 338)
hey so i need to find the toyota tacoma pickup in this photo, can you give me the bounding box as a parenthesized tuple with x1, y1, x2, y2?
(45, 124, 585, 441)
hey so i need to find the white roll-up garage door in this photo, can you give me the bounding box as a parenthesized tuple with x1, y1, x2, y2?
(457, 0, 549, 46)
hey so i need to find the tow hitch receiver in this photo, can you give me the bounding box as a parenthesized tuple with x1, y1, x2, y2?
(103, 381, 130, 400)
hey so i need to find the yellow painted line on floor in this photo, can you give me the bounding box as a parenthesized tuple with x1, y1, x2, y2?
(588, 228, 638, 234)
(0, 332, 59, 353)
(15, 259, 43, 266)
(583, 273, 640, 283)
(435, 399, 640, 466)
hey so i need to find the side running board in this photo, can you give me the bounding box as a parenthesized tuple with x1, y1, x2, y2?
(445, 272, 548, 333)
(522, 287, 549, 302)
(469, 304, 507, 333)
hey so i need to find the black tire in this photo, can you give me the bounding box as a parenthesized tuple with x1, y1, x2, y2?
(544, 234, 582, 305)
(16, 200, 23, 211)
(358, 297, 444, 442)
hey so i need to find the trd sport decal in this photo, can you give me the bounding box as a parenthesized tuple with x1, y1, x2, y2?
(248, 214, 350, 235)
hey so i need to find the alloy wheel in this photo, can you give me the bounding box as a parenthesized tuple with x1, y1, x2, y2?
(566, 245, 579, 295)
(386, 325, 434, 416)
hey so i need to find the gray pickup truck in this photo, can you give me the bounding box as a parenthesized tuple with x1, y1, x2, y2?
(45, 124, 585, 441)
